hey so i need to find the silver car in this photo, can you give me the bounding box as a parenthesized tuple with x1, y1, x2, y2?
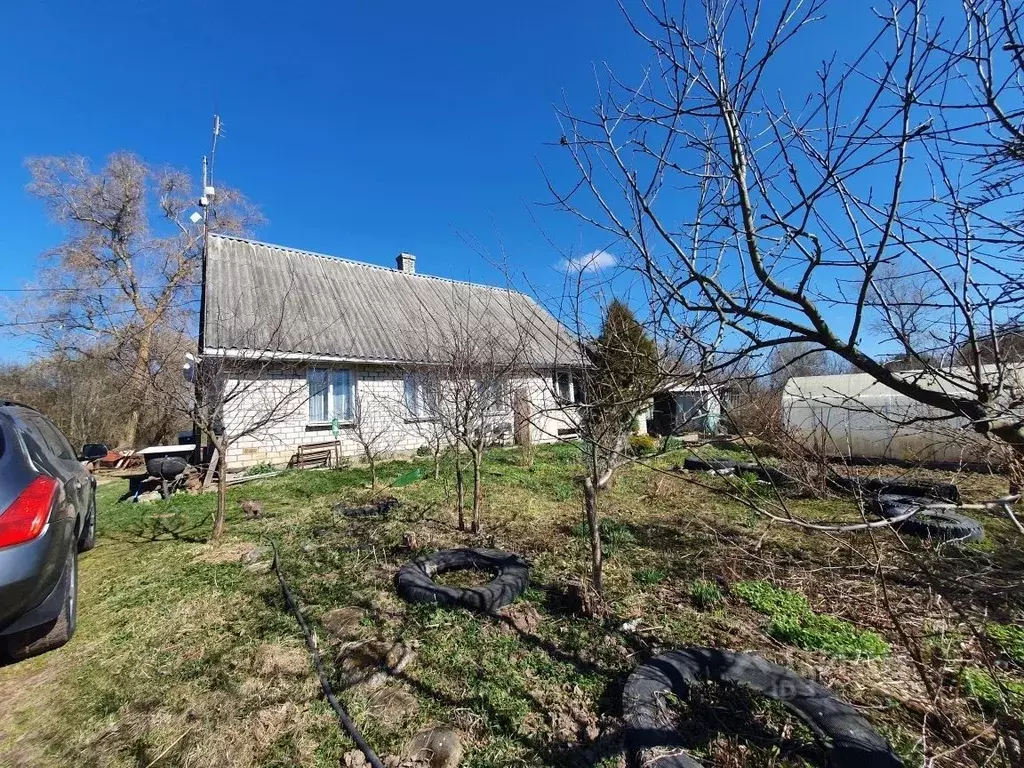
(0, 401, 96, 662)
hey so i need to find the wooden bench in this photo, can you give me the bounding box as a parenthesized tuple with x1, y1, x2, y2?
(289, 440, 338, 469)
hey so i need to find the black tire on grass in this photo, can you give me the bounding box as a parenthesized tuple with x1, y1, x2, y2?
(829, 474, 960, 503)
(394, 548, 529, 614)
(871, 495, 985, 542)
(897, 510, 984, 542)
(872, 479, 960, 503)
(622, 648, 903, 768)
(682, 457, 737, 472)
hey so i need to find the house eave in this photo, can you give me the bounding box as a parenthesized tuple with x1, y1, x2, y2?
(200, 346, 571, 371)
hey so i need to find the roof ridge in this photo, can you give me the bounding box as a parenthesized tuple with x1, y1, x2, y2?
(208, 232, 530, 297)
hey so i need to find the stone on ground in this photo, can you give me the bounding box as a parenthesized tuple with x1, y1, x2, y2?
(404, 727, 463, 768)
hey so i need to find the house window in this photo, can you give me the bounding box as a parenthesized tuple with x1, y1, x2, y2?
(553, 371, 572, 403)
(404, 375, 435, 419)
(308, 368, 354, 422)
(571, 371, 587, 404)
(478, 379, 509, 414)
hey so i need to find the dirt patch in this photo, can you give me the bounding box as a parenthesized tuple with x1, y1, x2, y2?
(499, 602, 542, 635)
(322, 606, 366, 641)
(367, 685, 421, 728)
(336, 639, 417, 690)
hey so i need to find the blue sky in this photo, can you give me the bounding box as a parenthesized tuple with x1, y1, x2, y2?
(0, 1, 641, 362)
(0, 1, 929, 362)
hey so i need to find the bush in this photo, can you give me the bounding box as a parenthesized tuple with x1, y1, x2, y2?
(245, 462, 275, 476)
(415, 444, 433, 457)
(733, 580, 890, 659)
(691, 579, 725, 609)
(628, 434, 658, 455)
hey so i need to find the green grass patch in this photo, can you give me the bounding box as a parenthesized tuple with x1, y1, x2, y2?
(633, 568, 666, 586)
(960, 668, 1024, 716)
(690, 579, 725, 609)
(733, 580, 890, 659)
(986, 622, 1024, 666)
(570, 518, 636, 555)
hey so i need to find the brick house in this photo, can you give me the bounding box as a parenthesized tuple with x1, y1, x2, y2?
(200, 234, 581, 470)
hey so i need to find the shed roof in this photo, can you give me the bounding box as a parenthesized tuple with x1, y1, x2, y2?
(202, 234, 577, 367)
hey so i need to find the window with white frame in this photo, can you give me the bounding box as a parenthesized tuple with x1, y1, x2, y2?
(404, 375, 436, 419)
(307, 368, 354, 422)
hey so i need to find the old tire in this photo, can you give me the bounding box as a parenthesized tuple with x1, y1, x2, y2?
(395, 548, 529, 614)
(622, 648, 902, 768)
(5, 545, 78, 661)
(872, 495, 984, 542)
(78, 492, 97, 552)
(830, 474, 959, 503)
(897, 510, 984, 542)
(873, 479, 959, 503)
(683, 457, 737, 472)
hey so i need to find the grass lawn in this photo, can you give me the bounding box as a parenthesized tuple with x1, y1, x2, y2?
(0, 443, 1021, 767)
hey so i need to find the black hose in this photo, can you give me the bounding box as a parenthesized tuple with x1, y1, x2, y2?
(268, 540, 385, 768)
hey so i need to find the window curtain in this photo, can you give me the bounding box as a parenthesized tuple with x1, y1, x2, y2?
(333, 370, 352, 421)
(308, 369, 329, 421)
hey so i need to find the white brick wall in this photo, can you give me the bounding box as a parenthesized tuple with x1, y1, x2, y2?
(219, 363, 579, 470)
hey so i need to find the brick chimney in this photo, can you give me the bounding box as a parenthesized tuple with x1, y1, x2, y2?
(396, 252, 416, 274)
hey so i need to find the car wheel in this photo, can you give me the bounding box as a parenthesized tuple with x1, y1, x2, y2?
(78, 492, 97, 552)
(4, 544, 78, 661)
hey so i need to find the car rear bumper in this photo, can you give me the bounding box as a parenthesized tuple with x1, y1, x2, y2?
(0, 521, 73, 633)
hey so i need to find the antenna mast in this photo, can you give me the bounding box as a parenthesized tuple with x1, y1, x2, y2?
(194, 114, 224, 464)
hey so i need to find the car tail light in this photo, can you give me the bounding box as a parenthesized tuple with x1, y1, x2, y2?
(0, 475, 59, 549)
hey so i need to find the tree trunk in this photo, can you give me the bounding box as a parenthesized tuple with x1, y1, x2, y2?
(119, 326, 154, 448)
(432, 443, 441, 480)
(212, 442, 228, 540)
(582, 475, 603, 595)
(369, 454, 377, 489)
(471, 450, 483, 534)
(454, 444, 465, 530)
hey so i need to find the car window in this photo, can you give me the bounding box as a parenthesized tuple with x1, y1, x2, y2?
(38, 419, 77, 461)
(13, 409, 75, 465)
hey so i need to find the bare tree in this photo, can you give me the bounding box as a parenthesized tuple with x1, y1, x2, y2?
(152, 280, 314, 539)
(550, 0, 1024, 461)
(400, 289, 538, 532)
(186, 352, 308, 540)
(0, 331, 191, 450)
(7, 153, 259, 448)
(350, 387, 400, 489)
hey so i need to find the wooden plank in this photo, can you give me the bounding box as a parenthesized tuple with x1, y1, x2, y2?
(203, 448, 219, 489)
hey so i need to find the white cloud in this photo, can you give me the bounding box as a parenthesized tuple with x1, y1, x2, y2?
(557, 250, 617, 273)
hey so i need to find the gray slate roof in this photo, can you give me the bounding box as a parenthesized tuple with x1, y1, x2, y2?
(203, 234, 578, 366)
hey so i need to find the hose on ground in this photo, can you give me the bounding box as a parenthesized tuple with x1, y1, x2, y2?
(267, 539, 385, 768)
